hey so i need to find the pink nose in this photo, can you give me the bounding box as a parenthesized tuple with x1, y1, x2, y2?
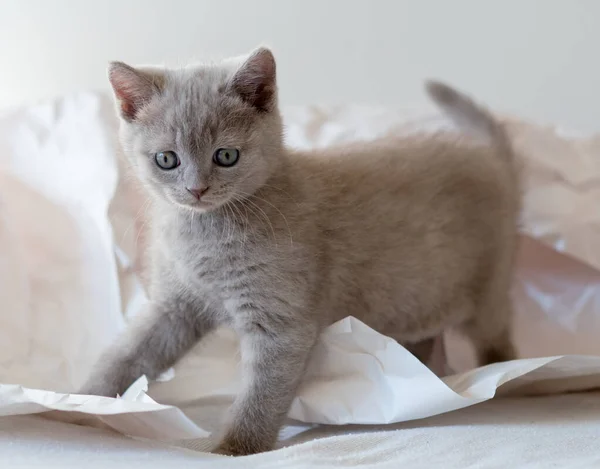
(187, 186, 208, 200)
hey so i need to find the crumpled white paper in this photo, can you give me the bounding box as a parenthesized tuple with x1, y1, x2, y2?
(1, 93, 600, 447)
(3, 317, 600, 445)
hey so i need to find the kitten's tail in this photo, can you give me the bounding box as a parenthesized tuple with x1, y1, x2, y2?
(425, 80, 513, 163)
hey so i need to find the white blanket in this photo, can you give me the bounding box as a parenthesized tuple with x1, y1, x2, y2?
(3, 392, 600, 468)
(1, 93, 599, 467)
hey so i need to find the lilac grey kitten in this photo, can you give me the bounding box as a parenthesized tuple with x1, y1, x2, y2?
(81, 47, 519, 455)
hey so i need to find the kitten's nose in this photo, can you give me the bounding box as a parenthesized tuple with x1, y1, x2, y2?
(187, 186, 209, 200)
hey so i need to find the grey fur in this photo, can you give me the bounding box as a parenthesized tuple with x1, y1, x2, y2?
(81, 48, 519, 455)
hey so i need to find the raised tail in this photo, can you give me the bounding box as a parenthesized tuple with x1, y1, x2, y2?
(425, 80, 512, 161)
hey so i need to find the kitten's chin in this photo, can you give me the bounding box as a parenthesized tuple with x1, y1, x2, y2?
(182, 201, 216, 213)
(166, 196, 216, 213)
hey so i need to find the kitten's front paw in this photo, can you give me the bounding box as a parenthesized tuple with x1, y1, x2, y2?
(213, 435, 272, 456)
(213, 442, 243, 457)
(78, 378, 120, 398)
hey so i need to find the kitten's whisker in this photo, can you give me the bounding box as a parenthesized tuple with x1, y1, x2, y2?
(235, 190, 292, 247)
(222, 204, 231, 248)
(240, 202, 250, 249)
(133, 219, 148, 253)
(229, 200, 248, 249)
(224, 203, 236, 249)
(231, 194, 273, 246)
(216, 204, 230, 258)
(235, 194, 278, 247)
(260, 184, 300, 206)
(120, 198, 152, 249)
(250, 194, 293, 247)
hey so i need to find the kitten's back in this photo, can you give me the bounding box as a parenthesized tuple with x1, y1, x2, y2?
(280, 89, 519, 345)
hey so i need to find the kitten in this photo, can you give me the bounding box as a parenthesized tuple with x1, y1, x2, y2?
(81, 47, 519, 455)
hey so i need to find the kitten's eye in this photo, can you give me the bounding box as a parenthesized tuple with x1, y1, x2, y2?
(213, 148, 240, 167)
(154, 151, 180, 170)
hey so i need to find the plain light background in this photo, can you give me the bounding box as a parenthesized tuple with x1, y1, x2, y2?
(1, 0, 598, 131)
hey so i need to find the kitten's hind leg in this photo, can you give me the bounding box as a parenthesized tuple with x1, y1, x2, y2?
(80, 297, 215, 397)
(404, 338, 435, 364)
(404, 336, 450, 377)
(461, 293, 516, 367)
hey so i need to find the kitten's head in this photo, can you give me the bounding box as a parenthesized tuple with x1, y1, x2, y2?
(109, 48, 283, 212)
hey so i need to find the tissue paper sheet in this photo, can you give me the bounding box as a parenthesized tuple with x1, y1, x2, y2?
(1, 95, 599, 446)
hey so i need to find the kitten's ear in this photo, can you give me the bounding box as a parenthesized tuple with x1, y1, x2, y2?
(108, 62, 164, 121)
(229, 48, 277, 112)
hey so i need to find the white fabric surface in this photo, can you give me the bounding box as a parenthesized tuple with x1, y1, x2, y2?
(1, 93, 600, 467)
(3, 393, 600, 468)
